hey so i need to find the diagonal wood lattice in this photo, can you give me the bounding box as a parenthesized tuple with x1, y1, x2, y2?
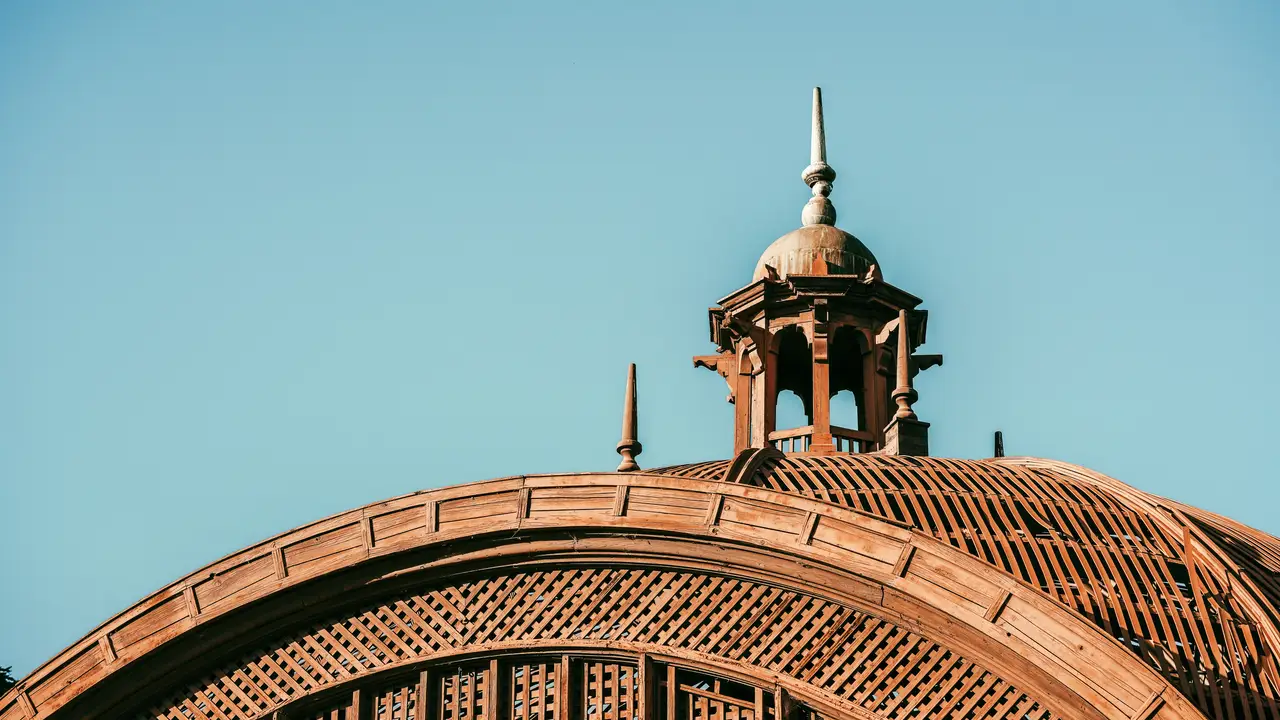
(149, 567, 1060, 720)
(709, 453, 1280, 720)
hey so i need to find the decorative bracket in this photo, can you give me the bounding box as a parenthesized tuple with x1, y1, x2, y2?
(693, 352, 737, 403)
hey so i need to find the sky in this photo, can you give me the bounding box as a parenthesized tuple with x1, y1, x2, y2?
(2, 1, 1278, 678)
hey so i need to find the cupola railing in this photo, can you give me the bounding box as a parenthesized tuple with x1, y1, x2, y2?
(768, 425, 876, 454)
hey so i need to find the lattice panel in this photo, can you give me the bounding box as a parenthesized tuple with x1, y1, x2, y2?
(440, 665, 493, 720)
(510, 661, 560, 720)
(581, 662, 636, 720)
(373, 679, 421, 720)
(728, 453, 1280, 720)
(671, 669, 759, 720)
(142, 567, 1060, 720)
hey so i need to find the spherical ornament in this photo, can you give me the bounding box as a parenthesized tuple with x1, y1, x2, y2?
(801, 197, 837, 226)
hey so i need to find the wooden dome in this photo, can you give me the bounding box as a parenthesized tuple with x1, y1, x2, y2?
(666, 451, 1280, 720)
(4, 453, 1276, 720)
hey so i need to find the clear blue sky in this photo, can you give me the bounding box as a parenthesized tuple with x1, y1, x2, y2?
(2, 2, 1277, 677)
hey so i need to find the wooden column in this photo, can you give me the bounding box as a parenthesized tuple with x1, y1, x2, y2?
(810, 326, 833, 454)
(762, 345, 778, 447)
(488, 659, 504, 720)
(749, 347, 768, 448)
(734, 348, 752, 454)
(772, 687, 789, 720)
(637, 655, 657, 720)
(864, 328, 883, 450)
(558, 655, 573, 720)
(665, 665, 677, 720)
(350, 688, 365, 720)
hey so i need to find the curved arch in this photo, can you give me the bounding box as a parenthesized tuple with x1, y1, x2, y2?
(1, 474, 1202, 720)
(280, 646, 888, 720)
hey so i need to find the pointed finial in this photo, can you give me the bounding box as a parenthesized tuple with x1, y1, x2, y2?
(892, 310, 918, 420)
(616, 363, 642, 472)
(801, 87, 837, 227)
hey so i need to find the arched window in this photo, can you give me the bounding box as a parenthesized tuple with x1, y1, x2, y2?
(774, 326, 813, 426)
(830, 389, 861, 431)
(776, 389, 809, 430)
(829, 326, 867, 431)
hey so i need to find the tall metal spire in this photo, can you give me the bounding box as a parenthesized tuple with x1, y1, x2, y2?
(616, 363, 642, 472)
(801, 87, 837, 227)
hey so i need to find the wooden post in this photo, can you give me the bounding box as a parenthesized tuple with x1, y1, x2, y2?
(488, 659, 504, 720)
(665, 664, 677, 720)
(761, 345, 779, 447)
(734, 349, 752, 454)
(863, 328, 882, 450)
(637, 654, 656, 720)
(350, 688, 365, 720)
(810, 323, 833, 453)
(558, 655, 573, 720)
(772, 686, 789, 720)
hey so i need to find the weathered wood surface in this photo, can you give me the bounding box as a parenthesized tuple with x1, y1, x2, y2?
(0, 471, 1205, 720)
(718, 452, 1280, 719)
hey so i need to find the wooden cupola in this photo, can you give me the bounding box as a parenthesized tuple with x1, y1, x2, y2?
(695, 88, 941, 456)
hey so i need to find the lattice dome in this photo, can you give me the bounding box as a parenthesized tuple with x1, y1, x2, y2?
(659, 453, 1280, 720)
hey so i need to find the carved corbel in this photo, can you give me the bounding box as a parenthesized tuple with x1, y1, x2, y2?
(693, 352, 737, 403)
(724, 312, 766, 345)
(876, 344, 895, 377)
(874, 316, 899, 347)
(912, 354, 944, 376)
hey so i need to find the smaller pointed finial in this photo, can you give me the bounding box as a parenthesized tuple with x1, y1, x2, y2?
(811, 86, 827, 165)
(892, 310, 918, 420)
(616, 363, 642, 472)
(994, 431, 1005, 458)
(801, 87, 837, 227)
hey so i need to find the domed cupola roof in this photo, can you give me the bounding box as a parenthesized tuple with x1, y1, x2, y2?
(753, 224, 878, 281)
(753, 87, 879, 281)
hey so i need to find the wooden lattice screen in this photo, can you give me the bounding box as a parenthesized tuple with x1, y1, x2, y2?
(145, 567, 1063, 720)
(712, 453, 1280, 720)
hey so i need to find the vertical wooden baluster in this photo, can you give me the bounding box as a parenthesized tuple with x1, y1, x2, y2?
(451, 671, 461, 720)
(558, 655, 572, 720)
(490, 659, 504, 720)
(665, 666, 676, 720)
(351, 688, 365, 720)
(637, 655, 653, 720)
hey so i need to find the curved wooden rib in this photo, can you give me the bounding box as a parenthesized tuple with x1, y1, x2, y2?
(1004, 458, 1280, 709)
(734, 453, 1279, 719)
(0, 473, 1202, 720)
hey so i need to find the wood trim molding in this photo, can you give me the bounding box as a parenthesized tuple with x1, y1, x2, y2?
(0, 472, 1202, 720)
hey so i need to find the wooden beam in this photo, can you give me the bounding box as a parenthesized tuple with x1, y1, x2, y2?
(350, 688, 364, 720)
(665, 664, 676, 720)
(559, 655, 572, 720)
